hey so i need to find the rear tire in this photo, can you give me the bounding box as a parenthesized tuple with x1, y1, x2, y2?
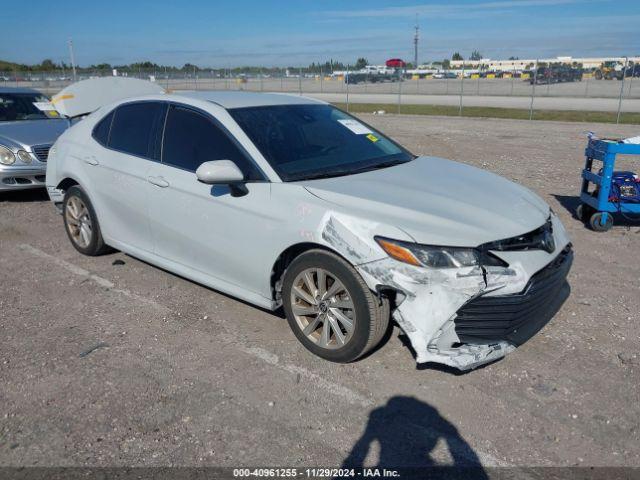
(576, 203, 595, 222)
(63, 185, 109, 256)
(282, 249, 389, 363)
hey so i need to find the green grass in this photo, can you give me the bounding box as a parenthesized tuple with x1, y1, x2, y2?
(332, 102, 640, 125)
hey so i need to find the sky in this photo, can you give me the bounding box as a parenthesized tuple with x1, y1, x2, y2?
(1, 0, 639, 67)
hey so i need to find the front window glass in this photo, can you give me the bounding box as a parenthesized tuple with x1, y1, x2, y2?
(162, 105, 262, 180)
(0, 93, 51, 121)
(229, 104, 413, 181)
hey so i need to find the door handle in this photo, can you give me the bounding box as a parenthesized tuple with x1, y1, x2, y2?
(147, 176, 170, 188)
(84, 156, 99, 166)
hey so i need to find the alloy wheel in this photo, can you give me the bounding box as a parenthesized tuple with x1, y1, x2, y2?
(290, 268, 356, 349)
(65, 196, 93, 248)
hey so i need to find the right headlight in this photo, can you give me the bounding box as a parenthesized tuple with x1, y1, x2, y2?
(0, 145, 16, 165)
(375, 236, 508, 269)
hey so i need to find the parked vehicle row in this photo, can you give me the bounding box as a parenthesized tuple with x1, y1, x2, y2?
(527, 66, 583, 84)
(344, 72, 401, 84)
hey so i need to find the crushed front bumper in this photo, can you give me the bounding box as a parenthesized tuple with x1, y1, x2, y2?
(454, 246, 573, 346)
(355, 215, 572, 370)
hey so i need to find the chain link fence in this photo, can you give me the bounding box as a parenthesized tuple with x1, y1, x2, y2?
(2, 63, 638, 122)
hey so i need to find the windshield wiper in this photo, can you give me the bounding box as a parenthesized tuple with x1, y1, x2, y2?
(293, 159, 408, 181)
(348, 159, 408, 175)
(294, 169, 355, 181)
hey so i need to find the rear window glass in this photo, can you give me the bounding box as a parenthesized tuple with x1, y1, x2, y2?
(92, 111, 114, 146)
(108, 102, 164, 159)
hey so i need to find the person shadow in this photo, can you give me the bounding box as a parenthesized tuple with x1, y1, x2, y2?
(342, 396, 489, 479)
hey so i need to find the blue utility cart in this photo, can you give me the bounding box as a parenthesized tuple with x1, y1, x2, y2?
(578, 137, 640, 231)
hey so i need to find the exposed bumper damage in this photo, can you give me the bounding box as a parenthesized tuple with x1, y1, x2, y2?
(320, 211, 571, 370)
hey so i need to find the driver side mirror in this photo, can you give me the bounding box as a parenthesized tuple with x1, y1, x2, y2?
(196, 160, 248, 197)
(196, 160, 244, 184)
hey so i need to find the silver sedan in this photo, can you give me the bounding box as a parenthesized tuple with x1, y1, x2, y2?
(0, 87, 68, 191)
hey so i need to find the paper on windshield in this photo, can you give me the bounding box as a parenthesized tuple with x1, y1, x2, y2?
(337, 119, 373, 135)
(33, 102, 56, 112)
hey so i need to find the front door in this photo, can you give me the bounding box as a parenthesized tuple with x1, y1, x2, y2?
(146, 104, 273, 294)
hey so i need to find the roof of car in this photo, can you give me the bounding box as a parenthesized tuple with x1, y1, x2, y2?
(0, 86, 42, 95)
(174, 90, 325, 109)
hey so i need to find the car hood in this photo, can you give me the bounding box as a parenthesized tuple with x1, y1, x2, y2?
(301, 156, 550, 247)
(0, 119, 68, 149)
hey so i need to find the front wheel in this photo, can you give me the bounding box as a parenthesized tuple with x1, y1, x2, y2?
(282, 249, 389, 363)
(63, 185, 109, 256)
(589, 212, 613, 232)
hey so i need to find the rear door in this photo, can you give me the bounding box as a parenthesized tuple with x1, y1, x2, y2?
(146, 103, 272, 293)
(88, 101, 166, 252)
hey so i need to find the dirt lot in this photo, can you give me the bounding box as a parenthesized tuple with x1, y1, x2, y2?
(1, 115, 639, 471)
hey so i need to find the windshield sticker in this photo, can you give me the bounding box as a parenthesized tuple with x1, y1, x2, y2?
(366, 133, 379, 143)
(337, 119, 373, 135)
(33, 102, 56, 112)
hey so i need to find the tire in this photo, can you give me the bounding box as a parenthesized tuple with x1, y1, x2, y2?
(589, 212, 613, 232)
(576, 203, 595, 222)
(282, 249, 390, 363)
(63, 185, 109, 256)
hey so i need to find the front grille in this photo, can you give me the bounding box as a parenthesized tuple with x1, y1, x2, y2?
(31, 144, 51, 162)
(480, 217, 555, 254)
(454, 245, 573, 346)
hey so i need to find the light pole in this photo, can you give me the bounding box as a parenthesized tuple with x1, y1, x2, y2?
(68, 38, 77, 82)
(616, 57, 628, 125)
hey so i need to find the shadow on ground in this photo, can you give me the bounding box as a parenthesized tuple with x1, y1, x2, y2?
(0, 189, 49, 203)
(553, 194, 640, 227)
(342, 396, 489, 477)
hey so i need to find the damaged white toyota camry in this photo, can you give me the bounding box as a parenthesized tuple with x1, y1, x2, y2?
(47, 88, 572, 370)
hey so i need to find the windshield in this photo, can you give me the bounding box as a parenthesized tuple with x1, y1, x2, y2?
(229, 104, 413, 181)
(0, 93, 51, 122)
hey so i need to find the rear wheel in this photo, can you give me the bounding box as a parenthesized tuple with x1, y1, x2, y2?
(576, 203, 595, 222)
(63, 185, 109, 256)
(282, 249, 389, 363)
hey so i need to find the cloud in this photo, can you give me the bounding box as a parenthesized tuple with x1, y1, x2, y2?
(322, 0, 607, 18)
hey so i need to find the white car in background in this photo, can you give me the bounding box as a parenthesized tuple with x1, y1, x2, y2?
(46, 89, 572, 370)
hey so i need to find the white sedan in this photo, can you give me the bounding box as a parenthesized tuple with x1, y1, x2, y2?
(46, 91, 572, 370)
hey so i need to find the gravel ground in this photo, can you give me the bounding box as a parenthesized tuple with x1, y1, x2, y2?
(1, 115, 639, 471)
